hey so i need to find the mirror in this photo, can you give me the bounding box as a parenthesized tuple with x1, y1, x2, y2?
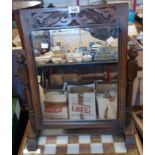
(31, 27, 119, 120)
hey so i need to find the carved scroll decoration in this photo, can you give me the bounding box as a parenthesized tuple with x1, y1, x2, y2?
(76, 8, 116, 25)
(32, 7, 116, 28)
(32, 11, 72, 28)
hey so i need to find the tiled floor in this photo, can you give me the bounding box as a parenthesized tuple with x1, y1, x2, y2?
(23, 134, 127, 155)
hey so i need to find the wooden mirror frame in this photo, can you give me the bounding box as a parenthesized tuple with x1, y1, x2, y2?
(18, 3, 132, 150)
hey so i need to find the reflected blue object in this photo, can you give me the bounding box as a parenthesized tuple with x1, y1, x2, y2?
(128, 9, 135, 23)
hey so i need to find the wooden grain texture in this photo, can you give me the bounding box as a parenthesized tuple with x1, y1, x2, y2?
(117, 3, 128, 128)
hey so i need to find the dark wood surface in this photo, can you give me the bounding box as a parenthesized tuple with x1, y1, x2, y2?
(16, 3, 139, 151)
(15, 52, 40, 150)
(126, 47, 143, 125)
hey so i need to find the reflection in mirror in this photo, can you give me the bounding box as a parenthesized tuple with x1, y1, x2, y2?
(31, 27, 119, 65)
(32, 27, 119, 121)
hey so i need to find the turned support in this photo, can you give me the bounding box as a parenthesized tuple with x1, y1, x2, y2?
(126, 47, 142, 124)
(16, 53, 38, 151)
(124, 47, 142, 149)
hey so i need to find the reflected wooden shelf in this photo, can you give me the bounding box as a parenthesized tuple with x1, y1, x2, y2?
(36, 60, 118, 68)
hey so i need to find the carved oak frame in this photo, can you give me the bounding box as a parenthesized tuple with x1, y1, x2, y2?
(19, 3, 131, 150)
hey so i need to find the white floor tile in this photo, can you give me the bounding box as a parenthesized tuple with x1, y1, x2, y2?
(56, 136, 68, 144)
(38, 137, 46, 145)
(79, 135, 90, 144)
(101, 135, 113, 143)
(44, 144, 56, 154)
(67, 144, 79, 154)
(90, 143, 103, 153)
(114, 142, 127, 153)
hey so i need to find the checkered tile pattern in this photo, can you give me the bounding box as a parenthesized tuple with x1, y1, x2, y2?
(23, 134, 127, 155)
